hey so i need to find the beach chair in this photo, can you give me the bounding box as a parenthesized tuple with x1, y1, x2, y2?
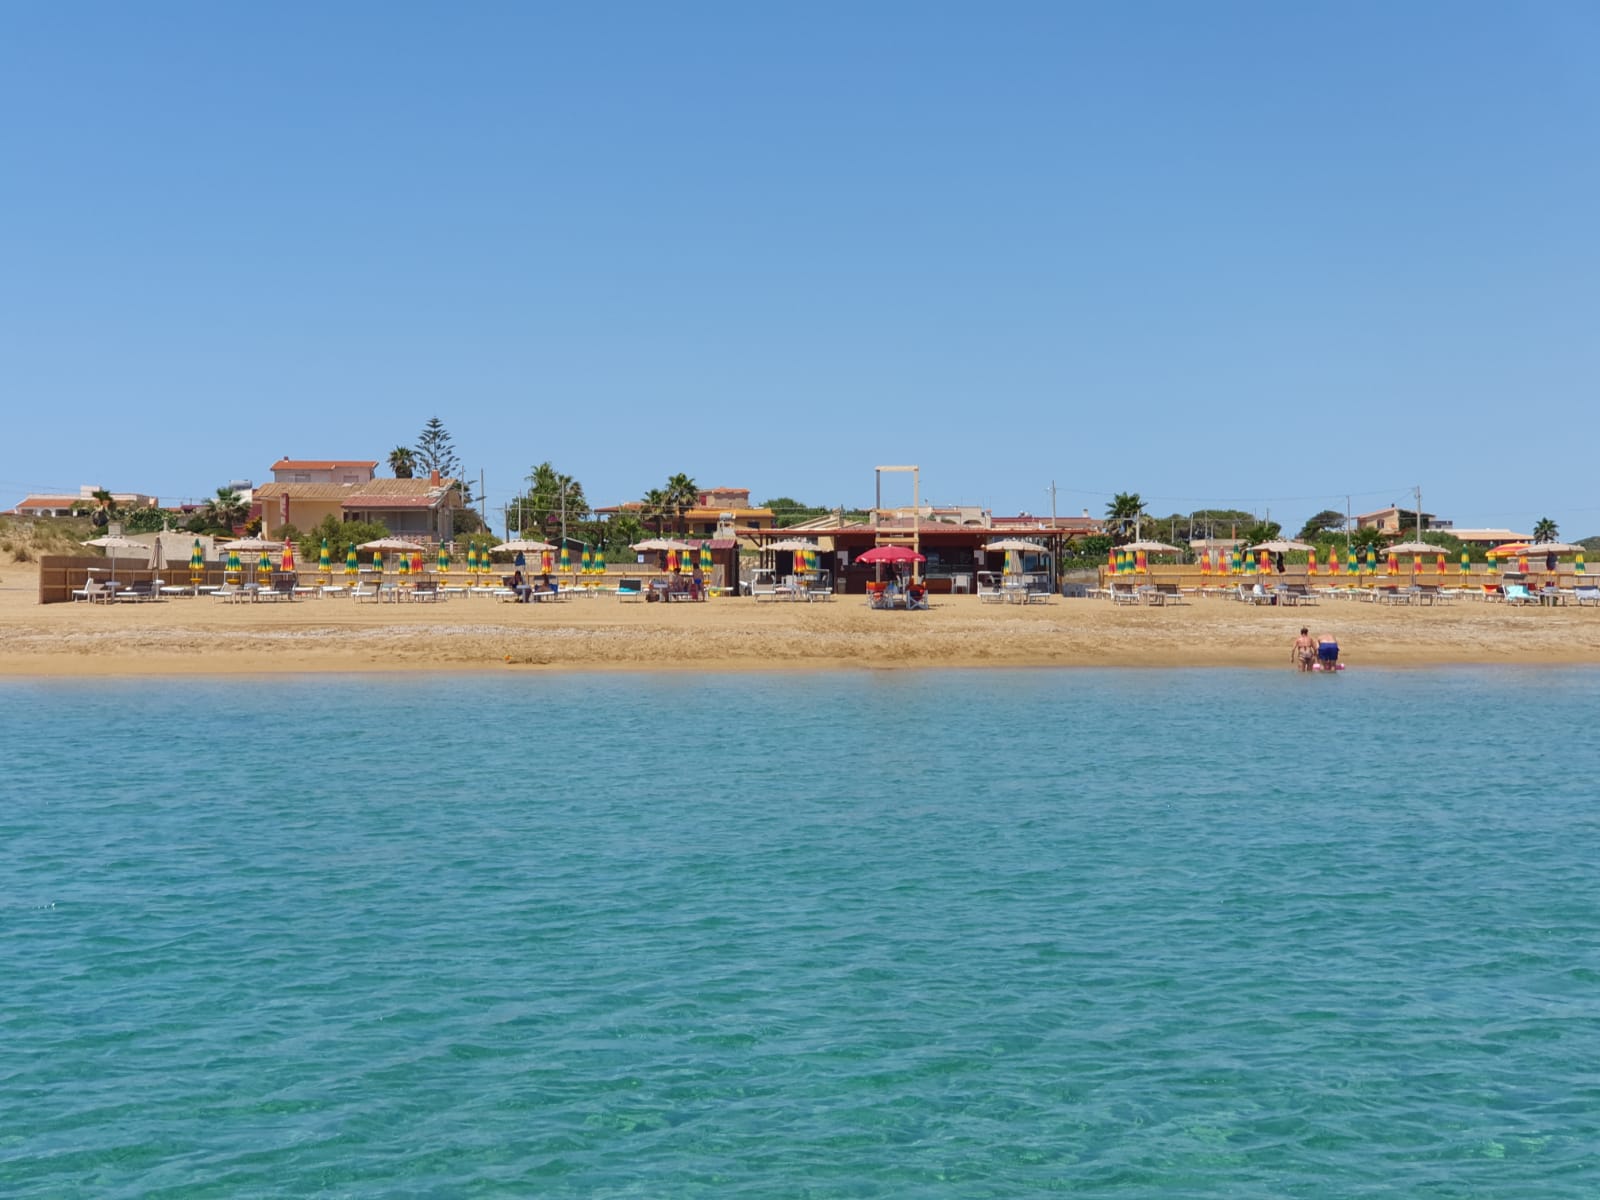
(1503, 583, 1536, 607)
(351, 580, 382, 603)
(976, 571, 1005, 603)
(1109, 583, 1141, 605)
(75, 579, 114, 604)
(906, 584, 929, 610)
(1574, 585, 1600, 607)
(748, 569, 780, 601)
(1154, 583, 1188, 606)
(616, 578, 643, 602)
(866, 581, 891, 609)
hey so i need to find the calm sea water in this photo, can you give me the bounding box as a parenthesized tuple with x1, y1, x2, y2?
(3, 668, 1599, 1198)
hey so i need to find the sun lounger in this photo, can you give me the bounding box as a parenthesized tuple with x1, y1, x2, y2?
(1503, 583, 1536, 607)
(74, 579, 115, 604)
(616, 578, 643, 601)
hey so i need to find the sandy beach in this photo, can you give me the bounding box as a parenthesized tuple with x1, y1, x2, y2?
(3, 564, 1599, 677)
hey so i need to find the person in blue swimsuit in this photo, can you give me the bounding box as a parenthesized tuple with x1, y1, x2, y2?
(1316, 632, 1339, 669)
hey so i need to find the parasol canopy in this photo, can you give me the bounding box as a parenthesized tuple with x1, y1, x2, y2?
(763, 538, 821, 553)
(82, 534, 148, 582)
(986, 538, 1051, 552)
(1117, 540, 1182, 553)
(1385, 541, 1439, 555)
(219, 536, 284, 553)
(359, 537, 424, 552)
(857, 545, 926, 564)
(1246, 539, 1314, 553)
(493, 538, 556, 554)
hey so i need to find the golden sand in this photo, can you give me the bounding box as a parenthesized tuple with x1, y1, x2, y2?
(1, 564, 1597, 677)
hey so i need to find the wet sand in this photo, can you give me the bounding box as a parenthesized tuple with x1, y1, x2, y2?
(3, 564, 1598, 677)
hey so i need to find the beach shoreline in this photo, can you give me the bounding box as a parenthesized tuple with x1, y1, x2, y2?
(5, 563, 1600, 678)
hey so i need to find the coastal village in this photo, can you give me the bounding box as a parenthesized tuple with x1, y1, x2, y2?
(5, 440, 1595, 606)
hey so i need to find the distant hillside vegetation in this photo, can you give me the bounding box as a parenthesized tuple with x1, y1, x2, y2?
(0, 516, 95, 564)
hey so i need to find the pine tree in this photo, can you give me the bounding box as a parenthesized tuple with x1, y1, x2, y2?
(414, 417, 461, 481)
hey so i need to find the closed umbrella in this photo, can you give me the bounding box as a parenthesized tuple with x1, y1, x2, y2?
(257, 549, 272, 584)
(149, 536, 167, 590)
(1487, 550, 1498, 575)
(319, 538, 331, 584)
(1366, 545, 1378, 575)
(1577, 550, 1586, 575)
(594, 547, 606, 578)
(1307, 548, 1317, 576)
(227, 549, 241, 583)
(1436, 552, 1446, 577)
(190, 538, 204, 588)
(666, 547, 678, 573)
(581, 546, 593, 575)
(1327, 548, 1340, 576)
(466, 544, 479, 584)
(281, 540, 296, 574)
(372, 550, 385, 580)
(1107, 547, 1117, 577)
(1347, 546, 1358, 576)
(437, 543, 451, 580)
(700, 541, 713, 578)
(1385, 550, 1398, 576)
(1460, 548, 1471, 579)
(346, 544, 359, 584)
(514, 550, 526, 576)
(398, 551, 410, 578)
(560, 543, 571, 575)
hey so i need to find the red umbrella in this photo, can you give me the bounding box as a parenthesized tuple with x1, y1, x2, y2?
(856, 545, 926, 564)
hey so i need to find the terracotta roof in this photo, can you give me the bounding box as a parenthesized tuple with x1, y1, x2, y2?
(271, 459, 378, 470)
(12, 494, 81, 509)
(255, 479, 458, 507)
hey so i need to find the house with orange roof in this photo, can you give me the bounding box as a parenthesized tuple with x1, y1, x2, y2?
(270, 459, 378, 485)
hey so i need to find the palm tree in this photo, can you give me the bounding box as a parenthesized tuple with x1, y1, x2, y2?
(1104, 492, 1145, 544)
(389, 447, 415, 478)
(1532, 517, 1559, 544)
(641, 488, 671, 536)
(202, 487, 247, 534)
(665, 474, 699, 538)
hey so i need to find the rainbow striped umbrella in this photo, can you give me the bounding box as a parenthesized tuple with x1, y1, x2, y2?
(281, 540, 296, 574)
(1436, 552, 1446, 576)
(1229, 548, 1242, 575)
(1135, 550, 1147, 574)
(1460, 548, 1471, 577)
(1244, 549, 1257, 574)
(412, 551, 423, 576)
(1307, 548, 1317, 576)
(542, 550, 554, 574)
(398, 550, 410, 578)
(257, 549, 272, 583)
(1385, 551, 1397, 576)
(1107, 547, 1117, 576)
(319, 538, 331, 582)
(1328, 549, 1340, 576)
(1347, 546, 1358, 576)
(1199, 550, 1210, 576)
(437, 543, 450, 578)
(666, 547, 679, 573)
(560, 543, 571, 575)
(1518, 553, 1529, 574)
(1259, 550, 1271, 574)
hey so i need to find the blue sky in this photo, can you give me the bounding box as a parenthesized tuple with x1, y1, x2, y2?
(3, 2, 1597, 537)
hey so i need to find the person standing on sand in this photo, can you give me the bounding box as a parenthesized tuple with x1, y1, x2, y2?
(1292, 627, 1316, 672)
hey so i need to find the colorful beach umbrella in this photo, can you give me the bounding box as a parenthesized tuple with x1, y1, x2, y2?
(1135, 550, 1148, 574)
(190, 539, 204, 586)
(372, 550, 385, 577)
(281, 541, 296, 574)
(1199, 550, 1211, 576)
(560, 543, 571, 574)
(1577, 550, 1586, 575)
(1384, 551, 1397, 576)
(346, 544, 359, 580)
(1460, 548, 1471, 577)
(1107, 547, 1118, 576)
(437, 544, 450, 577)
(319, 538, 331, 581)
(1347, 546, 1358, 576)
(398, 550, 410, 577)
(594, 547, 606, 577)
(700, 541, 713, 577)
(666, 547, 679, 573)
(257, 549, 272, 582)
(1518, 553, 1529, 574)
(1307, 548, 1317, 576)
(1327, 548, 1340, 576)
(1230, 548, 1242, 575)
(227, 549, 240, 581)
(1366, 545, 1378, 575)
(1436, 552, 1447, 576)
(1412, 553, 1422, 576)
(1487, 550, 1498, 575)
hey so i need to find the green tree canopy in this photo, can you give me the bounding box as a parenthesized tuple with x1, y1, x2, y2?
(413, 417, 460, 480)
(1297, 509, 1345, 540)
(1532, 517, 1559, 543)
(1105, 492, 1146, 543)
(388, 447, 415, 478)
(513, 463, 587, 544)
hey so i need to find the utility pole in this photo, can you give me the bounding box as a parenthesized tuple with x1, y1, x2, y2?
(1047, 480, 1058, 526)
(1414, 484, 1423, 541)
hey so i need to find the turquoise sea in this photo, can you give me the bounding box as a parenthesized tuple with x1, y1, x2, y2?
(3, 668, 1599, 1197)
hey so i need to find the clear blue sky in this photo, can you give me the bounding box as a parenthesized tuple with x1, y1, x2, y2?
(3, 2, 1597, 537)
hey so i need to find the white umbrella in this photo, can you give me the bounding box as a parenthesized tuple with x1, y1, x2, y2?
(82, 534, 145, 583)
(358, 537, 425, 552)
(1385, 541, 1440, 555)
(1113, 539, 1181, 553)
(764, 538, 821, 552)
(491, 538, 557, 554)
(1247, 539, 1314, 553)
(985, 538, 1049, 552)
(219, 536, 284, 552)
